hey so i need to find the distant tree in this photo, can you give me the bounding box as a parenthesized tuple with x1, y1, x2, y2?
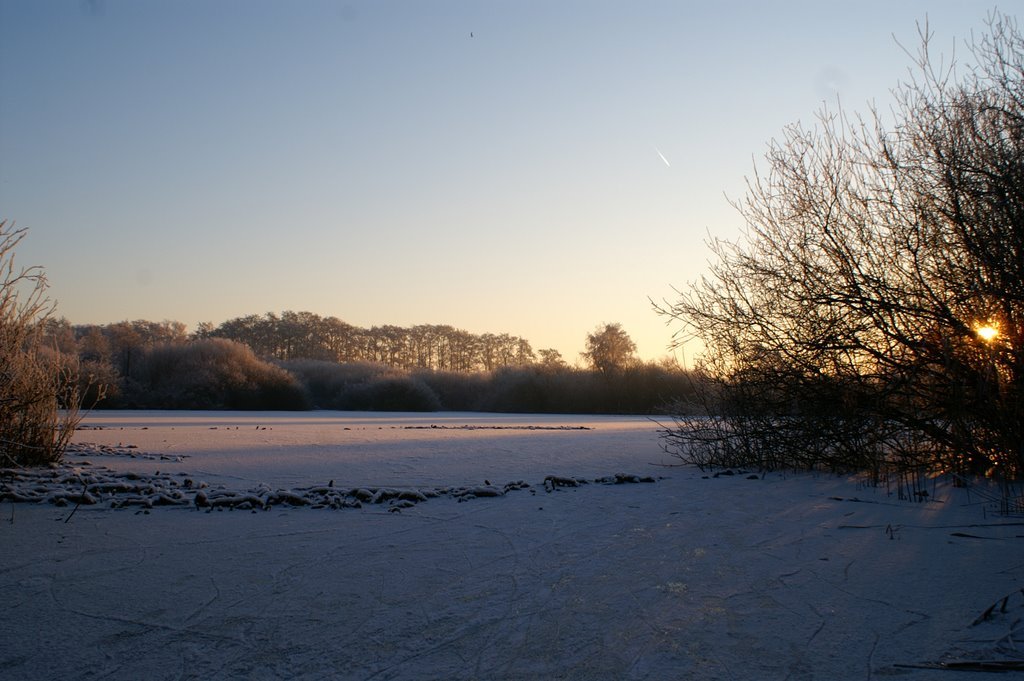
(478, 333, 500, 372)
(102, 319, 186, 377)
(369, 324, 409, 367)
(38, 317, 77, 354)
(103, 321, 144, 377)
(75, 325, 111, 363)
(209, 313, 274, 357)
(514, 337, 536, 366)
(538, 348, 566, 369)
(192, 321, 215, 339)
(322, 316, 358, 362)
(408, 325, 438, 369)
(582, 323, 637, 374)
(447, 328, 481, 372)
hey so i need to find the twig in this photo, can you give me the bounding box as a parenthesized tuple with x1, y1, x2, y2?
(972, 588, 1024, 626)
(895, 660, 1024, 671)
(63, 481, 86, 524)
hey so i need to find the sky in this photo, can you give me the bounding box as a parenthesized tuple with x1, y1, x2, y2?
(0, 1, 1005, 364)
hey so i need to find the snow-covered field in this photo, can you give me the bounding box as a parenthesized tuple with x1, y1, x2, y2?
(2, 411, 1022, 680)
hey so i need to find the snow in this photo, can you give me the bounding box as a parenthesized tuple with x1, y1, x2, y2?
(1, 410, 1022, 680)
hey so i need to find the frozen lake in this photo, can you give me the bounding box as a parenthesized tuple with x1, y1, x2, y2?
(69, 410, 672, 487)
(2, 411, 1021, 679)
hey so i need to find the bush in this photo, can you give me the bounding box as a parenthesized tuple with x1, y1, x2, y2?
(280, 359, 441, 411)
(479, 366, 551, 413)
(416, 370, 488, 411)
(341, 376, 442, 412)
(279, 359, 391, 408)
(76, 358, 119, 407)
(112, 354, 696, 415)
(127, 339, 310, 410)
(0, 222, 84, 466)
(475, 364, 695, 415)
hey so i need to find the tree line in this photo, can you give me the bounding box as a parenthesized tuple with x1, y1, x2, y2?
(31, 314, 692, 414)
(193, 312, 541, 372)
(39, 313, 644, 379)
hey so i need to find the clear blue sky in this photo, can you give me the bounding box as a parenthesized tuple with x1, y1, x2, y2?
(0, 1, 1002, 363)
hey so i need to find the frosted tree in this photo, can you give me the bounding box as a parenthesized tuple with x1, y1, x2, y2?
(582, 323, 637, 374)
(0, 222, 85, 466)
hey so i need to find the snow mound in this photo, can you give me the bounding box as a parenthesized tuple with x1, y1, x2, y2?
(0, 464, 661, 513)
(66, 441, 188, 462)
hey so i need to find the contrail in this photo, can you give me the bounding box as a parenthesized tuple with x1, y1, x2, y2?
(654, 146, 671, 167)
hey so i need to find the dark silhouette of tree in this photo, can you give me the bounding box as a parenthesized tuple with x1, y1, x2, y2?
(656, 13, 1024, 477)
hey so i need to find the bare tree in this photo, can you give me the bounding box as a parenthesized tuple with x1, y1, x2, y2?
(655, 13, 1024, 477)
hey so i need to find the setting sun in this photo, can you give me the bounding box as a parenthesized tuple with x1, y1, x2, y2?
(976, 325, 999, 342)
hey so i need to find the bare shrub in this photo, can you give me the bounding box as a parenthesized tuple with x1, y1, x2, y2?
(76, 358, 119, 406)
(0, 222, 84, 466)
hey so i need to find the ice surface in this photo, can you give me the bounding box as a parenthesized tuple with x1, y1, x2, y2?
(1, 411, 1022, 680)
